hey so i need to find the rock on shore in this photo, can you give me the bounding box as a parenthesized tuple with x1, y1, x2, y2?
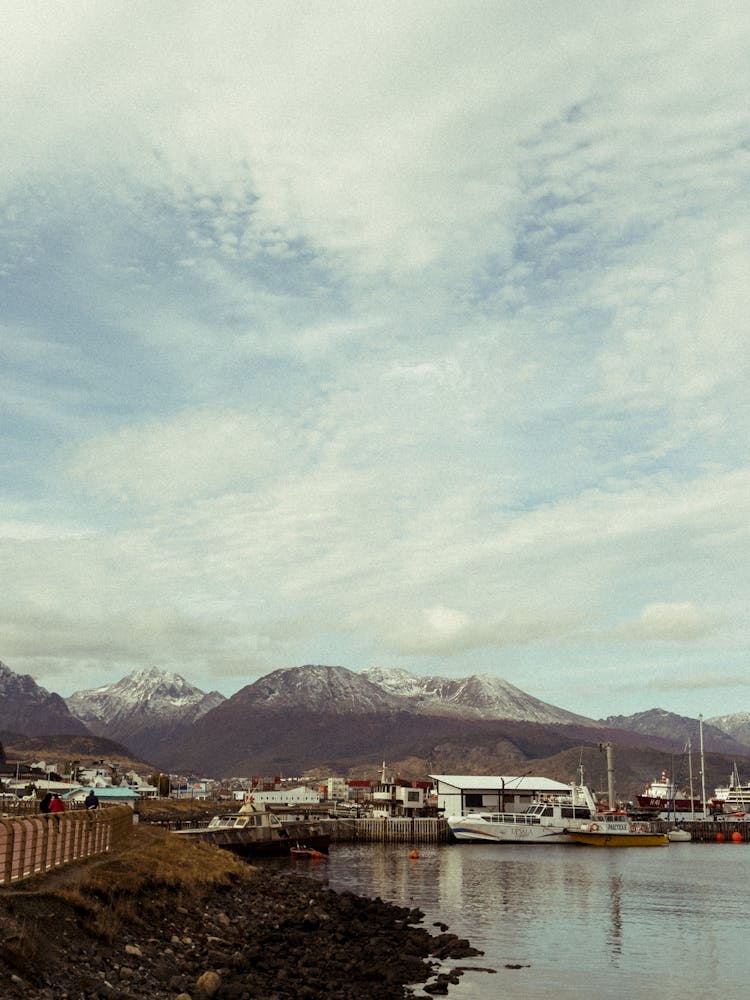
(0, 827, 482, 999)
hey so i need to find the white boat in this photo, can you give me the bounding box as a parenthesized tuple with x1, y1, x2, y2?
(446, 783, 598, 844)
(712, 763, 750, 816)
(666, 828, 692, 842)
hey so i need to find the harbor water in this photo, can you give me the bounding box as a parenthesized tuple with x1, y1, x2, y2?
(262, 840, 750, 999)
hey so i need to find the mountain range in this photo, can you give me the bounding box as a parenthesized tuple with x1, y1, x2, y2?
(2, 659, 749, 799)
(65, 667, 225, 761)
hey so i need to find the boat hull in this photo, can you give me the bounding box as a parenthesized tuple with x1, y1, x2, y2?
(636, 795, 703, 813)
(568, 831, 669, 847)
(448, 817, 579, 844)
(176, 819, 330, 857)
(666, 829, 692, 842)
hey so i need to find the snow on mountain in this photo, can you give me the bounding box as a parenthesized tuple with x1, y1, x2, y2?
(65, 667, 225, 737)
(706, 712, 750, 746)
(238, 664, 405, 714)
(360, 667, 594, 724)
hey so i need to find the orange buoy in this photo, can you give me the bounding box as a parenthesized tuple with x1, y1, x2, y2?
(409, 849, 419, 859)
(731, 831, 743, 843)
(716, 832, 725, 842)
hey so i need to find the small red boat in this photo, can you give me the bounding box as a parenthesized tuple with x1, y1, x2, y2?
(290, 845, 327, 859)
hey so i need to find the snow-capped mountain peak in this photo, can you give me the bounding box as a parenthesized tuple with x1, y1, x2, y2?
(242, 664, 404, 714)
(360, 666, 592, 724)
(65, 668, 225, 735)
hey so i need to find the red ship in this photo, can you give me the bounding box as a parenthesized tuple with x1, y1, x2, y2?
(635, 771, 703, 814)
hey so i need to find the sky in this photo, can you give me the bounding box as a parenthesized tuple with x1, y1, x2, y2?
(1, 2, 749, 720)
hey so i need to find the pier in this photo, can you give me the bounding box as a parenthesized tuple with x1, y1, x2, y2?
(327, 816, 452, 843)
(654, 819, 750, 843)
(326, 816, 750, 845)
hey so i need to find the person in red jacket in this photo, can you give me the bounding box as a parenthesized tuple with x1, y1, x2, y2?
(49, 794, 65, 824)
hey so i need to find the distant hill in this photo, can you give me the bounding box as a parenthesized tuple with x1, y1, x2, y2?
(707, 711, 750, 746)
(4, 659, 750, 793)
(601, 709, 750, 755)
(0, 662, 89, 736)
(155, 665, 750, 790)
(0, 731, 154, 776)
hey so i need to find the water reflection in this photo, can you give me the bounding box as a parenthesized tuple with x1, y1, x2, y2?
(607, 873, 623, 958)
(260, 841, 750, 998)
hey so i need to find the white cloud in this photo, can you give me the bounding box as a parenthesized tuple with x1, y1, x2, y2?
(1, 4, 750, 716)
(614, 602, 718, 642)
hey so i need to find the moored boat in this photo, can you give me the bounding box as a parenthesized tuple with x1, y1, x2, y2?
(447, 782, 598, 845)
(570, 742, 669, 846)
(174, 800, 330, 857)
(567, 815, 669, 847)
(666, 828, 692, 842)
(290, 844, 327, 859)
(635, 771, 703, 816)
(712, 763, 750, 816)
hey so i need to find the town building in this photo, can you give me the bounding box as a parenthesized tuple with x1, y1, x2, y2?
(430, 774, 578, 815)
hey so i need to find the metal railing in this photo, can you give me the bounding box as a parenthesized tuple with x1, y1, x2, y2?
(0, 805, 134, 885)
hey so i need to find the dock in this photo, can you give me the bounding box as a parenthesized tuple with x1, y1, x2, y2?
(654, 819, 750, 843)
(327, 816, 452, 843)
(326, 816, 750, 845)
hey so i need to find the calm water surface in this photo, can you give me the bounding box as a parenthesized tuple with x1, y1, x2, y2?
(262, 841, 750, 999)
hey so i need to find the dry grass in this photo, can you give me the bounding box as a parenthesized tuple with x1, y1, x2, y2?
(81, 823, 251, 897)
(7, 823, 256, 945)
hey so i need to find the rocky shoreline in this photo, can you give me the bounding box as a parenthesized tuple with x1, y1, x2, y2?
(0, 826, 486, 999)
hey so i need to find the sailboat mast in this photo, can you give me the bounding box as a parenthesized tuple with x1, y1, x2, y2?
(687, 738, 695, 821)
(699, 715, 708, 818)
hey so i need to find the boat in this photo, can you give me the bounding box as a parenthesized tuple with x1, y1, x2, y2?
(568, 815, 669, 847)
(567, 742, 668, 847)
(174, 800, 330, 857)
(446, 782, 598, 844)
(666, 828, 692, 842)
(635, 771, 703, 817)
(290, 844, 327, 859)
(712, 763, 750, 817)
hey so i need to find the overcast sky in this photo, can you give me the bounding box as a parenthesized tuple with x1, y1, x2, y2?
(2, 2, 748, 719)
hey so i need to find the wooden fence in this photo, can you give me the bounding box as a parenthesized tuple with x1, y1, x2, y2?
(0, 806, 134, 885)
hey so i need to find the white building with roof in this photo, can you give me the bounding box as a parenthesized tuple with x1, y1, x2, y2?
(233, 785, 321, 808)
(430, 774, 577, 816)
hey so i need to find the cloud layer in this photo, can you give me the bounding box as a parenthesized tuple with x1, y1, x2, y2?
(2, 3, 749, 717)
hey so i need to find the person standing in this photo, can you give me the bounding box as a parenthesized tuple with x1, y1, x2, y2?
(39, 791, 53, 814)
(84, 789, 99, 811)
(49, 793, 65, 819)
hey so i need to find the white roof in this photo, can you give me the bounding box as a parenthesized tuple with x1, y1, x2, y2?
(430, 774, 572, 792)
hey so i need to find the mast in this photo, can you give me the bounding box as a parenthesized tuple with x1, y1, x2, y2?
(687, 738, 695, 821)
(599, 742, 615, 811)
(699, 715, 708, 818)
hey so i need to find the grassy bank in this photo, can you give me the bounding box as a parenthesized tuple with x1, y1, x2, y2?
(0, 822, 482, 998)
